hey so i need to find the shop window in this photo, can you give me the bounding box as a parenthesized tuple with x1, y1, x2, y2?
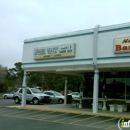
(100, 72, 126, 99)
(126, 72, 130, 100)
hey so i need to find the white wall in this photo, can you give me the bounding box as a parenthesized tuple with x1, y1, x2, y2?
(22, 22, 130, 70)
(22, 33, 94, 69)
(97, 28, 130, 66)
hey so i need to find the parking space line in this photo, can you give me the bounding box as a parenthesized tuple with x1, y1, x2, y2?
(40, 112, 68, 120)
(69, 115, 98, 124)
(27, 111, 56, 118)
(17, 115, 89, 128)
(106, 124, 117, 129)
(4, 109, 33, 115)
(87, 117, 116, 126)
(11, 110, 40, 116)
(14, 110, 48, 117)
(54, 114, 88, 122)
(0, 108, 19, 113)
(1, 113, 108, 130)
(4, 114, 102, 130)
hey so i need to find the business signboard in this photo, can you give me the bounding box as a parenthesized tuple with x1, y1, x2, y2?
(34, 43, 76, 60)
(114, 37, 130, 53)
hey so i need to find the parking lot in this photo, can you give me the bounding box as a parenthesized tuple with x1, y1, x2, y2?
(0, 106, 120, 130)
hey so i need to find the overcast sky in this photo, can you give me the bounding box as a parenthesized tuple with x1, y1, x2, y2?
(0, 0, 130, 69)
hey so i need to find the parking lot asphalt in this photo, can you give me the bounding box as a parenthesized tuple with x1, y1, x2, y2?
(0, 106, 120, 130)
(8, 103, 130, 120)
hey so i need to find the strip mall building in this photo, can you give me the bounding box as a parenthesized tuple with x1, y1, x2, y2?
(22, 22, 130, 113)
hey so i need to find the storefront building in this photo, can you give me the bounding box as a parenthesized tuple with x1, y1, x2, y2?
(22, 22, 130, 113)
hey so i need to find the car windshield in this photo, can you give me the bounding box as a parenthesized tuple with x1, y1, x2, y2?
(54, 92, 63, 96)
(72, 92, 79, 95)
(14, 88, 19, 92)
(30, 88, 42, 93)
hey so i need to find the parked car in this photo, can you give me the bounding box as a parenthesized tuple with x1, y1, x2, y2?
(13, 87, 51, 105)
(43, 90, 64, 104)
(68, 92, 80, 99)
(3, 91, 15, 99)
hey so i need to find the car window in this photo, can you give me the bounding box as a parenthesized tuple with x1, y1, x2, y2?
(19, 89, 22, 93)
(14, 88, 19, 92)
(54, 92, 63, 96)
(30, 88, 42, 93)
(72, 92, 79, 95)
(27, 89, 31, 94)
(44, 92, 54, 95)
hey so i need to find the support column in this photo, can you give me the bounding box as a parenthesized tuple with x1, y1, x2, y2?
(21, 71, 27, 107)
(92, 25, 100, 113)
(64, 77, 67, 104)
(93, 69, 99, 113)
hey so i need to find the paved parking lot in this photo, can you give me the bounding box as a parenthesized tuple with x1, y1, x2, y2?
(0, 106, 120, 130)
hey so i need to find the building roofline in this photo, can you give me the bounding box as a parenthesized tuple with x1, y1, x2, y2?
(24, 22, 130, 44)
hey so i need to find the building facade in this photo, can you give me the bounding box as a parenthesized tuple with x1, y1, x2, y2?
(22, 22, 130, 113)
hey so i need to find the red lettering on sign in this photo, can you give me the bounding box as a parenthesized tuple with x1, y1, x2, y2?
(123, 46, 128, 50)
(115, 45, 121, 51)
(115, 45, 130, 51)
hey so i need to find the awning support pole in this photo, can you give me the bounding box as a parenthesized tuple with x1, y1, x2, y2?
(92, 25, 100, 113)
(21, 71, 27, 107)
(64, 77, 68, 104)
(93, 69, 99, 113)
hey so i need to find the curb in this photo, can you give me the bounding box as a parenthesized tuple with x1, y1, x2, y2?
(8, 106, 130, 119)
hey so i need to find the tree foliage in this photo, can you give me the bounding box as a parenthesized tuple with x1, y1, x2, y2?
(0, 65, 8, 92)
(7, 62, 23, 88)
(2, 62, 80, 92)
(27, 72, 80, 92)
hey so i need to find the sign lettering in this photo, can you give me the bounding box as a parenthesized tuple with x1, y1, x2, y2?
(114, 37, 130, 53)
(34, 43, 75, 60)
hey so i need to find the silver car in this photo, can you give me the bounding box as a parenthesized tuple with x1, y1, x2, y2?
(13, 87, 51, 105)
(43, 90, 64, 104)
(3, 91, 15, 99)
(68, 92, 80, 99)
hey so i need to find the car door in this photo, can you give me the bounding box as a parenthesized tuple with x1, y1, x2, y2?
(18, 89, 23, 100)
(26, 89, 32, 101)
(8, 92, 14, 98)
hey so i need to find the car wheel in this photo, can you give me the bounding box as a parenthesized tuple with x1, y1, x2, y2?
(58, 99, 64, 104)
(14, 97, 20, 104)
(33, 98, 39, 105)
(4, 95, 8, 99)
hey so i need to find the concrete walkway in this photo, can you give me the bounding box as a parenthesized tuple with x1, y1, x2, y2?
(9, 104, 130, 119)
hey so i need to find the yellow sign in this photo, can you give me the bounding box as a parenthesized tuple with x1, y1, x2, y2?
(34, 43, 75, 60)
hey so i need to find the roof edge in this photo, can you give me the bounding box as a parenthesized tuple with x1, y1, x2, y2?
(24, 22, 130, 43)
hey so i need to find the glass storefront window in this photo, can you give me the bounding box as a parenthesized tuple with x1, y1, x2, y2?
(84, 72, 130, 100)
(105, 78, 125, 99)
(126, 72, 130, 100)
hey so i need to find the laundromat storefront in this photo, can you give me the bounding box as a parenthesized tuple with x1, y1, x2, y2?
(22, 22, 130, 113)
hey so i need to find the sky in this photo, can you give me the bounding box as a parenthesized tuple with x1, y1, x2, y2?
(0, 0, 130, 69)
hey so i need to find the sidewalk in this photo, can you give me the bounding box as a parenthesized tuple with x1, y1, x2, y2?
(9, 103, 130, 119)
